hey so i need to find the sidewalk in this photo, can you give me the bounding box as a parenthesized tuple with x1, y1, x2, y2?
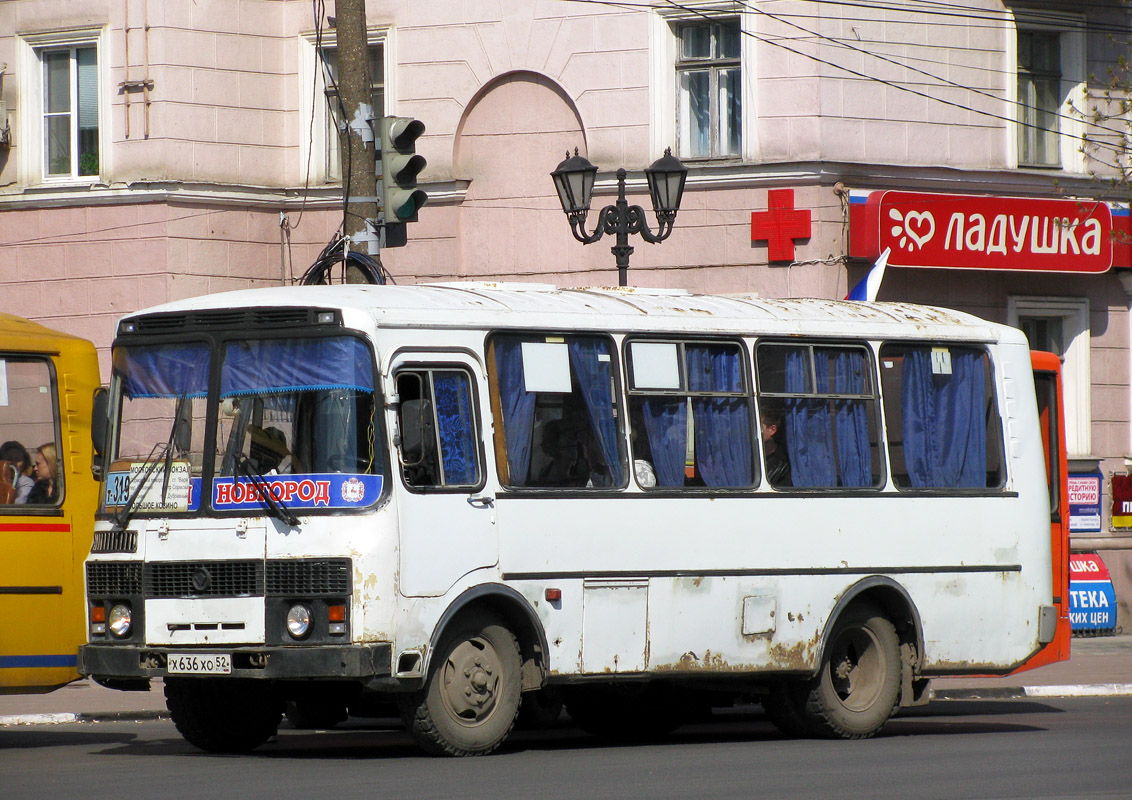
(929, 633, 1132, 699)
(1, 636, 1129, 726)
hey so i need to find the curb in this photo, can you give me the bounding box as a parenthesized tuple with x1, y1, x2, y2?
(0, 710, 170, 727)
(931, 683, 1132, 700)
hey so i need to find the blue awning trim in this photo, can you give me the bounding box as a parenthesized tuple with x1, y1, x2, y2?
(220, 336, 374, 397)
(115, 344, 210, 399)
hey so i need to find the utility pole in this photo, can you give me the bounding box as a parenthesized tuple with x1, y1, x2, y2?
(333, 0, 379, 257)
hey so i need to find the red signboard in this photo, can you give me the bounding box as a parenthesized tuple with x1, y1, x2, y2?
(850, 191, 1116, 273)
(751, 189, 812, 262)
(1112, 474, 1132, 529)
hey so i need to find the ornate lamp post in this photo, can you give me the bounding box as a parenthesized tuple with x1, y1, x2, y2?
(551, 148, 688, 286)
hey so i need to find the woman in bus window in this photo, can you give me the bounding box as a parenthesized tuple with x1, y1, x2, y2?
(28, 442, 60, 504)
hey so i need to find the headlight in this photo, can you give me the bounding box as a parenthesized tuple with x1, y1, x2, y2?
(108, 604, 132, 638)
(286, 604, 312, 639)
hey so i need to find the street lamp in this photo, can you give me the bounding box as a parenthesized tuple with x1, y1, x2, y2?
(551, 147, 688, 286)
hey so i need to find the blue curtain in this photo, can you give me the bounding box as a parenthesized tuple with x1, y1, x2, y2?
(640, 398, 687, 487)
(433, 372, 478, 485)
(687, 345, 752, 487)
(833, 349, 872, 487)
(784, 348, 837, 487)
(115, 343, 210, 399)
(568, 338, 624, 486)
(494, 339, 536, 485)
(221, 337, 373, 397)
(901, 349, 986, 488)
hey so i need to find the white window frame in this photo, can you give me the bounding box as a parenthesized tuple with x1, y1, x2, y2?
(299, 26, 392, 186)
(1007, 11, 1086, 173)
(17, 28, 109, 185)
(1008, 296, 1091, 457)
(650, 2, 755, 163)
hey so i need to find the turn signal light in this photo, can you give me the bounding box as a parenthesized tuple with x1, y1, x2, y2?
(545, 588, 562, 602)
(90, 606, 106, 623)
(328, 604, 346, 623)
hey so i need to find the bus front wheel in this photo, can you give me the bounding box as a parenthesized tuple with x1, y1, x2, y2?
(803, 603, 901, 739)
(399, 611, 522, 756)
(164, 678, 282, 753)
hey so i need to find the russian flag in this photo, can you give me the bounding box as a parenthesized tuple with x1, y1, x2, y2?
(845, 247, 891, 302)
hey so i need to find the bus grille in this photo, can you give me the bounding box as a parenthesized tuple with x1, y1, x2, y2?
(144, 561, 264, 598)
(266, 559, 351, 596)
(91, 529, 138, 554)
(87, 562, 143, 597)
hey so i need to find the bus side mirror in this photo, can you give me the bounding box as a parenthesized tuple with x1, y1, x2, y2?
(91, 386, 109, 480)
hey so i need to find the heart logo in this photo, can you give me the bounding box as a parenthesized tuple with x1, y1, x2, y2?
(888, 208, 936, 251)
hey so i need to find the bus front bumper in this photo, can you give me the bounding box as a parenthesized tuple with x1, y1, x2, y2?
(79, 643, 393, 682)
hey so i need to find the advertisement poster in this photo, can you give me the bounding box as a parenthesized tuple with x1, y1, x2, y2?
(1068, 473, 1102, 533)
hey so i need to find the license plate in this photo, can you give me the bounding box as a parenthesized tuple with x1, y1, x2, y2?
(166, 653, 232, 675)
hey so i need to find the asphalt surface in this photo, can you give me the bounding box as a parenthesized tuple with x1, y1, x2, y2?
(2, 634, 1129, 726)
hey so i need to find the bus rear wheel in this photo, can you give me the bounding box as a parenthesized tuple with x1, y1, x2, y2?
(802, 603, 901, 739)
(164, 678, 282, 753)
(399, 611, 522, 756)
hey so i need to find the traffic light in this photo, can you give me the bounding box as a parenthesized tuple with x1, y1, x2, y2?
(379, 116, 428, 223)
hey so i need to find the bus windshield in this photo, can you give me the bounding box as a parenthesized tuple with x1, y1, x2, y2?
(103, 335, 381, 517)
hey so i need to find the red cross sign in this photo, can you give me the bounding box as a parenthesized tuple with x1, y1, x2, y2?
(751, 189, 812, 262)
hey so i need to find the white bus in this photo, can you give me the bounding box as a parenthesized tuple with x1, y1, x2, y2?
(80, 282, 1067, 755)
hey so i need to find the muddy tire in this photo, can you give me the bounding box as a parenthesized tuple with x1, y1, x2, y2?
(761, 681, 812, 738)
(398, 612, 522, 756)
(284, 699, 348, 730)
(563, 684, 684, 741)
(802, 603, 901, 739)
(165, 678, 282, 753)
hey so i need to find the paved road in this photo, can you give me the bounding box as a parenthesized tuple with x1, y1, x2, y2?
(2, 697, 1129, 800)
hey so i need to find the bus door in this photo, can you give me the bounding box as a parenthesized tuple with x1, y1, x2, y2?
(1012, 350, 1071, 672)
(0, 347, 95, 692)
(390, 354, 497, 597)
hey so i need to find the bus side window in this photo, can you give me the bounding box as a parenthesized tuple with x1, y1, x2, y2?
(488, 334, 624, 489)
(0, 357, 60, 507)
(755, 342, 882, 490)
(396, 369, 480, 489)
(879, 344, 1005, 489)
(625, 339, 754, 489)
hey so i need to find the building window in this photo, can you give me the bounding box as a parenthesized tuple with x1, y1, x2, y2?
(676, 19, 741, 159)
(1012, 14, 1085, 172)
(1008, 297, 1091, 458)
(39, 44, 99, 179)
(1017, 31, 1061, 167)
(319, 44, 384, 182)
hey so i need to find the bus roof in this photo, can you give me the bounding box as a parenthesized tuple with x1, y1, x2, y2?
(0, 312, 95, 354)
(119, 283, 1017, 344)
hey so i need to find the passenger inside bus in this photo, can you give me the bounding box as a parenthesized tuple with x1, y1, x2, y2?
(759, 405, 792, 487)
(0, 440, 35, 503)
(28, 442, 60, 504)
(537, 416, 611, 488)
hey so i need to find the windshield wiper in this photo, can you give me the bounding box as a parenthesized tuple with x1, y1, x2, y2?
(235, 453, 301, 527)
(112, 440, 171, 530)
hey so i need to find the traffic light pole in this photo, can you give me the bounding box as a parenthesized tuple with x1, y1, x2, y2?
(333, 0, 379, 257)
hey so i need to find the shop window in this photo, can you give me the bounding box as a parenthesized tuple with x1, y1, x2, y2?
(488, 334, 624, 489)
(626, 339, 754, 489)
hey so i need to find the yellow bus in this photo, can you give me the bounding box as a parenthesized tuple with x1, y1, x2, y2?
(0, 313, 101, 694)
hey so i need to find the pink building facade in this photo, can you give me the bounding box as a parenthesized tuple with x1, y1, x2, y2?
(3, 0, 1132, 625)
